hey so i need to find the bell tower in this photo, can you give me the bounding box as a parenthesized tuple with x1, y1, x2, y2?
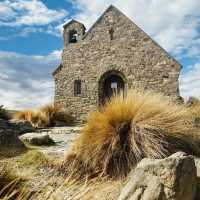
(63, 20, 86, 48)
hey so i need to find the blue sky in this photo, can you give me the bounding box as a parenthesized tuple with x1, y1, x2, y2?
(0, 0, 200, 109)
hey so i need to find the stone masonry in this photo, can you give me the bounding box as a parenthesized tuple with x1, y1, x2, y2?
(53, 5, 182, 122)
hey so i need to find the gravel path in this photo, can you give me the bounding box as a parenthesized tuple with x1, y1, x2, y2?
(25, 126, 82, 157)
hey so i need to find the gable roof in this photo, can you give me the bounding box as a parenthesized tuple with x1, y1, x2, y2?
(82, 5, 116, 39)
(53, 63, 63, 76)
(53, 5, 182, 76)
(63, 19, 86, 30)
(82, 5, 182, 68)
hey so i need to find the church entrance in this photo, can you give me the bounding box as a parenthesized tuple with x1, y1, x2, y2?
(99, 71, 125, 105)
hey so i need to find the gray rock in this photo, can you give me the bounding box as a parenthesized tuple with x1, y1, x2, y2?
(9, 119, 35, 135)
(118, 152, 197, 200)
(0, 119, 26, 153)
(20, 133, 55, 146)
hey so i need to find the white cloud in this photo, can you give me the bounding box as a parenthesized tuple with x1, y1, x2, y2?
(0, 0, 68, 26)
(0, 50, 61, 110)
(0, 0, 69, 37)
(69, 0, 200, 57)
(180, 63, 200, 100)
(67, 0, 200, 100)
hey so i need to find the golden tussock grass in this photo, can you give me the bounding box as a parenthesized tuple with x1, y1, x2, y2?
(62, 89, 200, 178)
(186, 97, 200, 127)
(0, 165, 29, 200)
(14, 104, 73, 128)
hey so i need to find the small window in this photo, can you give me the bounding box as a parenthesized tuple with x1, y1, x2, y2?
(74, 80, 81, 96)
(69, 30, 78, 43)
(111, 82, 117, 89)
(109, 28, 114, 40)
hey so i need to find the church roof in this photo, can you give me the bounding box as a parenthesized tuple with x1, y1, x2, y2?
(53, 5, 182, 76)
(63, 19, 86, 30)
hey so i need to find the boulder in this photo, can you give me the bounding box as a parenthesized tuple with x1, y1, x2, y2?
(20, 133, 55, 146)
(0, 119, 26, 154)
(9, 119, 35, 135)
(118, 152, 197, 200)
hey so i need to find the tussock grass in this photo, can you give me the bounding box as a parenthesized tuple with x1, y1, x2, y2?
(14, 104, 73, 128)
(20, 150, 49, 169)
(62, 89, 200, 178)
(0, 165, 29, 200)
(186, 97, 200, 127)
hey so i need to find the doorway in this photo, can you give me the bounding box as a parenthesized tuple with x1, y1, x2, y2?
(99, 71, 125, 105)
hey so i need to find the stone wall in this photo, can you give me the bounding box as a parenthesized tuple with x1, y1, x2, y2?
(53, 5, 181, 122)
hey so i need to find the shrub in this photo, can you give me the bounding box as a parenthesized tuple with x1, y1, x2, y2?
(62, 89, 200, 178)
(0, 105, 10, 120)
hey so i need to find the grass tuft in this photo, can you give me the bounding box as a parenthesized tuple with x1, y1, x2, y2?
(62, 89, 200, 178)
(186, 97, 200, 127)
(14, 104, 73, 128)
(0, 165, 28, 200)
(20, 150, 49, 169)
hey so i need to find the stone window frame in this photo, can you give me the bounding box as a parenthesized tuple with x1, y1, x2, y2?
(74, 80, 81, 96)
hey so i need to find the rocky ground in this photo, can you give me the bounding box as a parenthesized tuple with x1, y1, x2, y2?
(20, 126, 81, 157)
(1, 122, 200, 199)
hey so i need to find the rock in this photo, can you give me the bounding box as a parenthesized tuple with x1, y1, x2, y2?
(0, 119, 26, 154)
(118, 152, 197, 200)
(9, 119, 35, 135)
(20, 133, 55, 146)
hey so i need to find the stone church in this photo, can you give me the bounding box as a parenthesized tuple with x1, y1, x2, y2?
(53, 5, 181, 122)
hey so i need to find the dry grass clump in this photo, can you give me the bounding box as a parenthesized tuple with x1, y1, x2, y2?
(0, 165, 29, 200)
(14, 104, 73, 128)
(14, 109, 48, 128)
(186, 97, 200, 127)
(20, 150, 49, 169)
(62, 89, 200, 178)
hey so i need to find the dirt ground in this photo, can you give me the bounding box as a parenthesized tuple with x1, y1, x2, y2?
(0, 126, 124, 200)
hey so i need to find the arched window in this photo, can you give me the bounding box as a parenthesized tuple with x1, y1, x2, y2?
(69, 30, 78, 43)
(74, 80, 81, 96)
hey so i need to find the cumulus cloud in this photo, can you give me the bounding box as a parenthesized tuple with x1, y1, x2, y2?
(0, 0, 68, 26)
(0, 50, 61, 110)
(180, 63, 200, 100)
(0, 0, 68, 37)
(67, 0, 200, 99)
(0, 0, 200, 109)
(69, 0, 200, 58)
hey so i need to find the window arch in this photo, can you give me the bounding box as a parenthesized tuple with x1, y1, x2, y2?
(69, 30, 78, 43)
